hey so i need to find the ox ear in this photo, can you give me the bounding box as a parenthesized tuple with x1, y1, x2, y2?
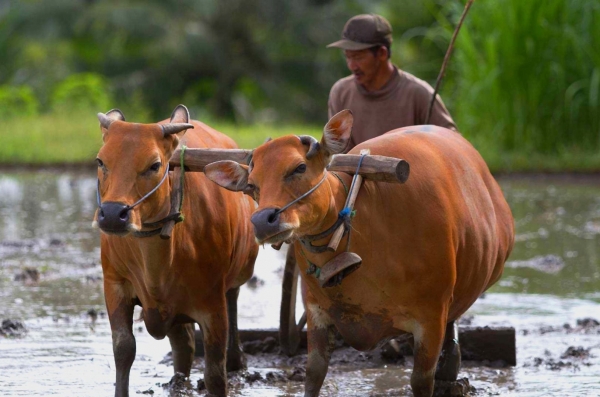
(163, 105, 193, 145)
(205, 160, 251, 194)
(170, 104, 190, 124)
(321, 109, 353, 157)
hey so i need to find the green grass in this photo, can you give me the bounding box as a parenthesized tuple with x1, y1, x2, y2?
(1, 110, 600, 172)
(451, 0, 600, 154)
(0, 110, 321, 165)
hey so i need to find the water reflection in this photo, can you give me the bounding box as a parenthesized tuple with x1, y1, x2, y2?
(1, 171, 599, 396)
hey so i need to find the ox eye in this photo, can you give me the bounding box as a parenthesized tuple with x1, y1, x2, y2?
(294, 164, 307, 174)
(149, 162, 161, 172)
(96, 158, 104, 168)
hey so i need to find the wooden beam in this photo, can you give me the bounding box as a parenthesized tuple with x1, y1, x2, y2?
(169, 149, 409, 184)
(327, 153, 410, 183)
(193, 326, 516, 365)
(169, 148, 253, 172)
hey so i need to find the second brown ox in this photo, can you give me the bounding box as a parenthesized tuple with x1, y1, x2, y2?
(204, 110, 515, 397)
(93, 105, 258, 397)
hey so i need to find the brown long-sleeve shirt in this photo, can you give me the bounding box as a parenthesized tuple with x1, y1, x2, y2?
(328, 67, 457, 150)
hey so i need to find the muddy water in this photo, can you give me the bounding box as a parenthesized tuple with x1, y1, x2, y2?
(1, 171, 599, 396)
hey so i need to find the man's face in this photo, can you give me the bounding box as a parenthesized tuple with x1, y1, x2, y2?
(344, 48, 382, 87)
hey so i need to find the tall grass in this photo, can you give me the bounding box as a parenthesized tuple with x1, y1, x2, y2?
(453, 0, 600, 154)
(0, 110, 320, 165)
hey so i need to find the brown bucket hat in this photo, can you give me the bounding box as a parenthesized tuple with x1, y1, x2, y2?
(327, 14, 393, 50)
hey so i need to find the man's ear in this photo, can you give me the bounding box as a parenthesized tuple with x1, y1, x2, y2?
(205, 160, 251, 193)
(321, 109, 353, 157)
(98, 109, 125, 140)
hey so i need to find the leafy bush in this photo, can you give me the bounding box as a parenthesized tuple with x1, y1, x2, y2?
(50, 73, 112, 112)
(0, 85, 39, 118)
(452, 0, 600, 152)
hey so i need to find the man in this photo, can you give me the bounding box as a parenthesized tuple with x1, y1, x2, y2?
(327, 14, 457, 150)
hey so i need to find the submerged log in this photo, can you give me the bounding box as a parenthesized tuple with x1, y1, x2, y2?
(193, 326, 516, 365)
(169, 148, 410, 184)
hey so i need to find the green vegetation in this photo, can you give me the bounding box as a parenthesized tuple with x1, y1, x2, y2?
(0, 0, 599, 171)
(0, 109, 320, 165)
(3, 108, 600, 172)
(452, 0, 600, 154)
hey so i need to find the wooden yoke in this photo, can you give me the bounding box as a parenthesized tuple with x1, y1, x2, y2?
(169, 148, 254, 171)
(318, 149, 411, 288)
(169, 148, 410, 183)
(327, 149, 371, 252)
(327, 153, 410, 183)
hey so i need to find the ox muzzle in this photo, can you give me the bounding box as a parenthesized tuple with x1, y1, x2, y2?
(97, 201, 131, 234)
(96, 164, 170, 236)
(251, 208, 289, 243)
(250, 172, 329, 243)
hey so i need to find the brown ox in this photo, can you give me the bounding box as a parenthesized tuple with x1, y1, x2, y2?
(93, 105, 258, 397)
(204, 110, 514, 397)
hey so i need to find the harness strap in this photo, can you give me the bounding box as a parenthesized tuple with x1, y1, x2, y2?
(330, 171, 349, 195)
(300, 154, 367, 269)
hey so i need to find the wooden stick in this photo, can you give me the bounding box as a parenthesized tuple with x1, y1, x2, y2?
(328, 154, 410, 183)
(327, 149, 369, 252)
(425, 0, 475, 124)
(159, 166, 182, 239)
(169, 148, 253, 171)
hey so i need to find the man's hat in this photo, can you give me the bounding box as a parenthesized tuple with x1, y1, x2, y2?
(327, 14, 393, 50)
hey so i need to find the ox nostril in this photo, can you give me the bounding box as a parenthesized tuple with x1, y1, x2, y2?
(267, 211, 279, 224)
(98, 209, 105, 219)
(119, 208, 130, 222)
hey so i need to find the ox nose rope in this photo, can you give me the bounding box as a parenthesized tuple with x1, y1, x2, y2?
(96, 163, 170, 211)
(272, 171, 329, 218)
(96, 145, 188, 238)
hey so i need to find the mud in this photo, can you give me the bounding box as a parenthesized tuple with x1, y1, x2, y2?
(3, 170, 600, 396)
(0, 319, 27, 338)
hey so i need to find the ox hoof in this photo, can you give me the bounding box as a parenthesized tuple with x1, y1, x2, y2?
(433, 377, 474, 397)
(318, 252, 362, 288)
(226, 352, 247, 372)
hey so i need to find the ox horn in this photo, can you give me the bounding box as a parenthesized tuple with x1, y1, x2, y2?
(162, 123, 194, 137)
(97, 108, 125, 130)
(299, 135, 320, 159)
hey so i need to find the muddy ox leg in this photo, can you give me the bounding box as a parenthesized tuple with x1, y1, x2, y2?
(167, 323, 195, 376)
(199, 307, 228, 397)
(435, 320, 461, 381)
(411, 317, 445, 397)
(304, 304, 336, 397)
(105, 283, 136, 397)
(225, 286, 246, 372)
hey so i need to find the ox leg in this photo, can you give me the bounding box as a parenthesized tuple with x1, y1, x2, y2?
(225, 286, 246, 372)
(435, 320, 461, 381)
(199, 309, 228, 397)
(167, 323, 195, 376)
(105, 284, 136, 397)
(304, 305, 336, 397)
(411, 318, 445, 397)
